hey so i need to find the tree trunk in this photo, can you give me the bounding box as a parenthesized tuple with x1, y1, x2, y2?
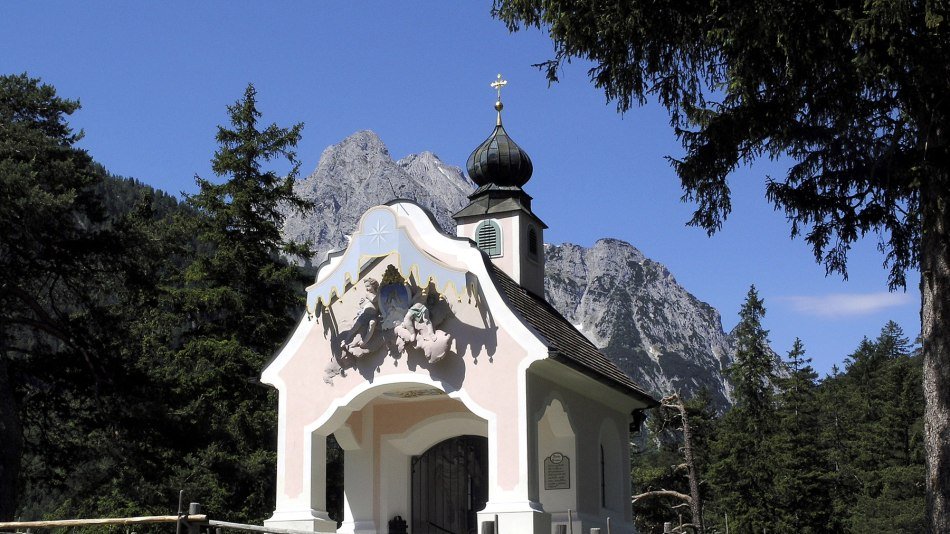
(922, 172, 950, 534)
(0, 356, 21, 521)
(658, 395, 705, 533)
(674, 396, 704, 534)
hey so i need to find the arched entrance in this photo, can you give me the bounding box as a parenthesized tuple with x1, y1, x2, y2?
(411, 435, 488, 534)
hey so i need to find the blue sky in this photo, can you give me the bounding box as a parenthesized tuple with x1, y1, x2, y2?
(2, 1, 920, 376)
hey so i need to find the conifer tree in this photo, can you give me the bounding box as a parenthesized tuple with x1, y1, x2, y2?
(770, 339, 832, 533)
(163, 83, 313, 521)
(842, 323, 925, 532)
(0, 74, 159, 520)
(708, 286, 776, 533)
(729, 287, 774, 414)
(817, 363, 854, 532)
(492, 3, 950, 528)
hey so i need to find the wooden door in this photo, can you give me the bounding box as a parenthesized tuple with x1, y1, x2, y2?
(410, 435, 488, 534)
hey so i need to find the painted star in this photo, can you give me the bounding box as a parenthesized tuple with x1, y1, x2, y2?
(367, 219, 391, 246)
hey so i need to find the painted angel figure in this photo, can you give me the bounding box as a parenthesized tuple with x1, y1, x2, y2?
(394, 284, 453, 363)
(340, 278, 381, 357)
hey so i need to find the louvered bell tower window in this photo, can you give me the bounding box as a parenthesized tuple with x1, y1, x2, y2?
(527, 226, 539, 258)
(476, 220, 502, 257)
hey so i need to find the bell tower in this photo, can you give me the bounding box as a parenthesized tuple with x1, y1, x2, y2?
(454, 74, 547, 296)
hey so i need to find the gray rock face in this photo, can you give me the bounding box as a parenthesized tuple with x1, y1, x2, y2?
(285, 130, 735, 408)
(544, 240, 736, 408)
(282, 131, 474, 264)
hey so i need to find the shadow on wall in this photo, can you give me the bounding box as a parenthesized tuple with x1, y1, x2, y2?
(320, 272, 499, 393)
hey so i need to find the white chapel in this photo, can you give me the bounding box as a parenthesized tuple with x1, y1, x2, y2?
(261, 79, 658, 534)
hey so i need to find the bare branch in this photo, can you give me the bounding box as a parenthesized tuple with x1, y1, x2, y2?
(631, 489, 692, 504)
(673, 523, 700, 533)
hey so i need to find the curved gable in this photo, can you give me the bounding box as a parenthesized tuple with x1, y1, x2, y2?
(262, 201, 550, 415)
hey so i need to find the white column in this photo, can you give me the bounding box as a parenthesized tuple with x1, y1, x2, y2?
(338, 408, 375, 534)
(477, 391, 551, 534)
(265, 429, 337, 532)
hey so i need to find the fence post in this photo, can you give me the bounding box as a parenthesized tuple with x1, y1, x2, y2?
(176, 491, 185, 534)
(187, 503, 202, 534)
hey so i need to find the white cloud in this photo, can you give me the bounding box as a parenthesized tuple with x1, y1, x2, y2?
(781, 292, 913, 318)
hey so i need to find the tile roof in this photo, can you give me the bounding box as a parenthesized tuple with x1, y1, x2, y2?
(488, 264, 658, 407)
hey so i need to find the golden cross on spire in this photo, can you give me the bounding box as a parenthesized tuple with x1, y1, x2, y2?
(491, 74, 508, 125)
(491, 73, 508, 100)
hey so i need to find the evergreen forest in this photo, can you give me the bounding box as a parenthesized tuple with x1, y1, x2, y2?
(1, 73, 317, 525)
(1, 74, 926, 533)
(632, 289, 925, 533)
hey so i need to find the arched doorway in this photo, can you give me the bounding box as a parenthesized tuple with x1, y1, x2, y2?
(411, 435, 488, 534)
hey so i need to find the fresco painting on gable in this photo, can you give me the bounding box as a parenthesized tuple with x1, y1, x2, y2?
(296, 205, 505, 390)
(324, 263, 458, 383)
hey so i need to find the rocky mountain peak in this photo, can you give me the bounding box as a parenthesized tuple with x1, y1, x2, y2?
(397, 150, 441, 171)
(337, 129, 390, 156)
(545, 239, 733, 407)
(283, 131, 472, 264)
(397, 151, 475, 209)
(284, 131, 738, 408)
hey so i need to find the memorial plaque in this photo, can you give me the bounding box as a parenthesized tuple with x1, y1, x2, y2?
(544, 452, 571, 490)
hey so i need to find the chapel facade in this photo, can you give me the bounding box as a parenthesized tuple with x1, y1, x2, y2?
(261, 79, 658, 534)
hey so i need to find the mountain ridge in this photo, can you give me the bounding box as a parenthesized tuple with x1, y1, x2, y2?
(284, 130, 737, 408)
(283, 130, 474, 264)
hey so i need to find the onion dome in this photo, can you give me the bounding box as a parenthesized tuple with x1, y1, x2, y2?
(466, 75, 533, 188)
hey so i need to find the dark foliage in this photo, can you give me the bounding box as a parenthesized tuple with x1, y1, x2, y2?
(3, 73, 929, 532)
(0, 73, 168, 521)
(707, 287, 777, 532)
(3, 76, 315, 525)
(493, 2, 948, 529)
(634, 317, 924, 533)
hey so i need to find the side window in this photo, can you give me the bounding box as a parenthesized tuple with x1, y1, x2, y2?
(599, 419, 622, 511)
(476, 220, 502, 257)
(527, 226, 539, 258)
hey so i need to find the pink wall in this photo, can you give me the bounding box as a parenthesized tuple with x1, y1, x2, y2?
(276, 270, 532, 499)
